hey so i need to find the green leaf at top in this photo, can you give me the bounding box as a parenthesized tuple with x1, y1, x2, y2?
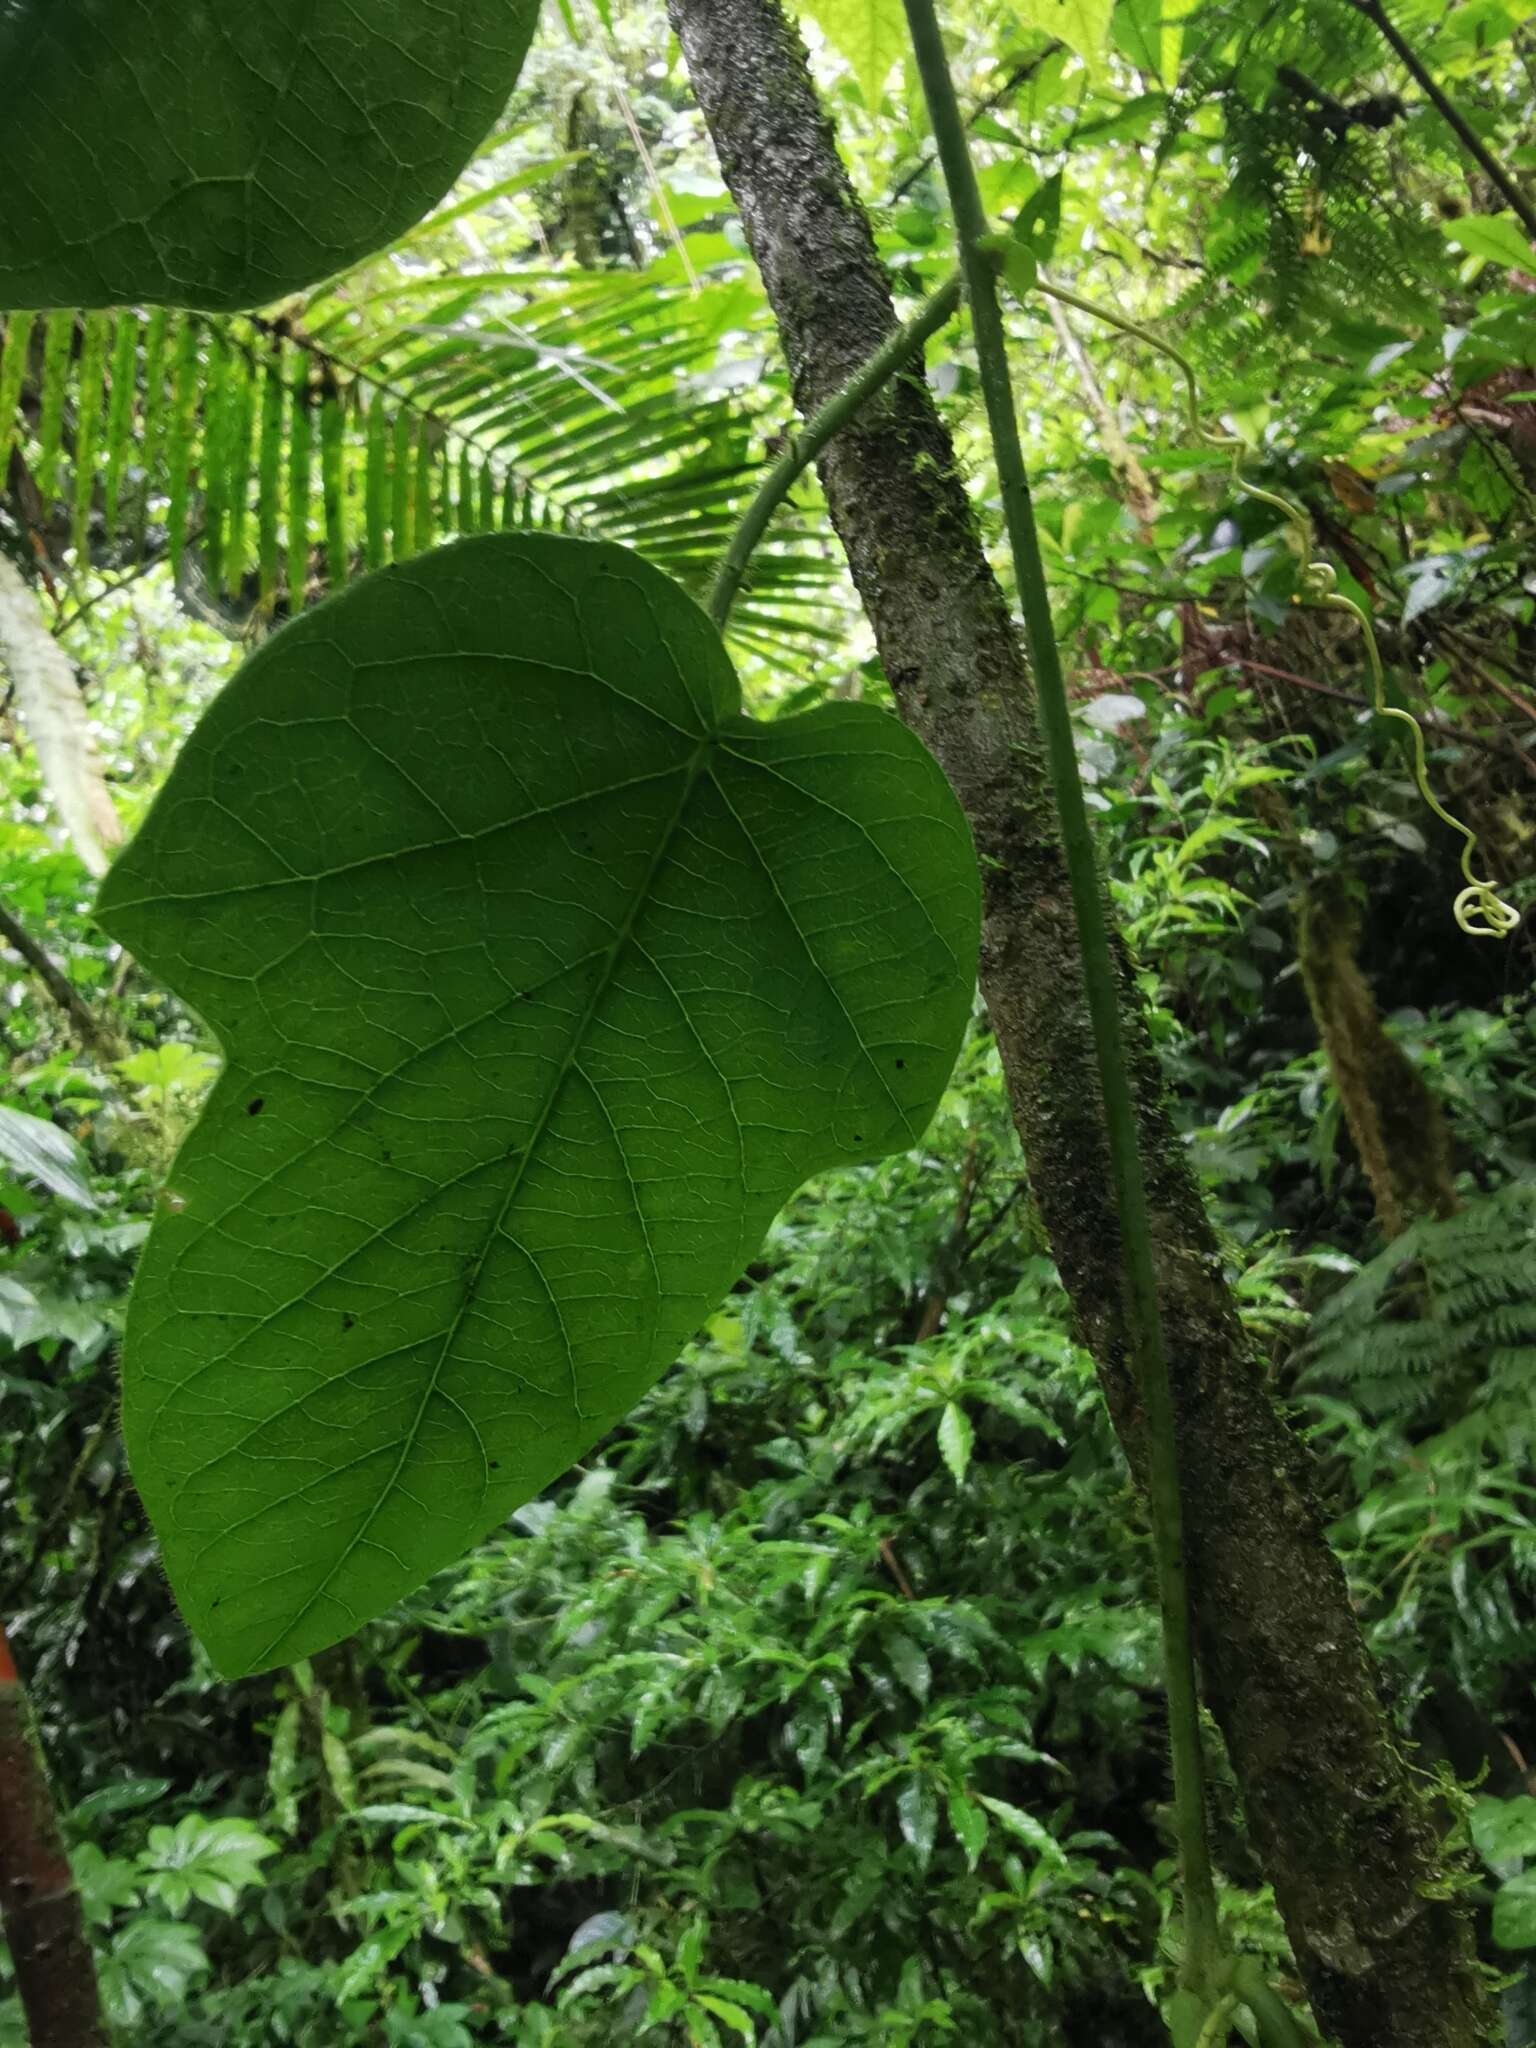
(96, 534, 979, 1675)
(0, 0, 542, 312)
(1015, 0, 1113, 79)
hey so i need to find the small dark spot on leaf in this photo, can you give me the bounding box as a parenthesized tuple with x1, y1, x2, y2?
(342, 1315, 355, 1331)
(489, 1459, 501, 1471)
(895, 1059, 906, 1070)
(382, 1150, 393, 1164)
(246, 1097, 265, 1116)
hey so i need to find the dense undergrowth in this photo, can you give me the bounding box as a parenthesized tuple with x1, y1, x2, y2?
(2, 596, 1533, 2042)
(3, 0, 1536, 2037)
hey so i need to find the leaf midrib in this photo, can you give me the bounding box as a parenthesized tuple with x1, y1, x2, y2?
(246, 737, 712, 1667)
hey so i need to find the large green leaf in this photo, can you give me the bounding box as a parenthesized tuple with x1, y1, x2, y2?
(96, 534, 978, 1674)
(0, 1, 542, 311)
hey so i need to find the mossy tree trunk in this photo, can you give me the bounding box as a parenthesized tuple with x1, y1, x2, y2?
(664, 2, 1496, 2041)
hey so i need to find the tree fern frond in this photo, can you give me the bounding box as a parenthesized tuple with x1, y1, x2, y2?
(1305, 1183, 1536, 1422)
(68, 313, 111, 560)
(101, 312, 139, 537)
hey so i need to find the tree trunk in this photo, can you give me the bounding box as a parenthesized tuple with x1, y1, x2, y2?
(664, 3, 1495, 2041)
(0, 1628, 107, 2048)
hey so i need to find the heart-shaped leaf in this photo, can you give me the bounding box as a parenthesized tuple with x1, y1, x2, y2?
(0, 0, 542, 311)
(97, 535, 978, 1674)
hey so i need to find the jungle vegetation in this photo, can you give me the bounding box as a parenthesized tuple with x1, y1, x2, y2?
(0, 0, 1534, 2043)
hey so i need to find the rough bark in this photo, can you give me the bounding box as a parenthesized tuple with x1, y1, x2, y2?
(665, 3, 1495, 2041)
(0, 1628, 107, 2048)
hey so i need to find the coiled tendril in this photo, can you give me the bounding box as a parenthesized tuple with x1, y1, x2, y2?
(1030, 275, 1521, 940)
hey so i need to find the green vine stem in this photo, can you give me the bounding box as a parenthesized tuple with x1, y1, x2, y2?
(707, 270, 962, 628)
(1225, 1956, 1319, 2048)
(1013, 271, 1520, 940)
(1195, 1993, 1242, 2048)
(897, 0, 1223, 1998)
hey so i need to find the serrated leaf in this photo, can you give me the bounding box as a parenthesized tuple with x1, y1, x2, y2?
(0, 1, 543, 311)
(977, 1794, 1065, 1861)
(794, 0, 906, 106)
(694, 1994, 754, 2039)
(886, 1632, 932, 1703)
(938, 1402, 973, 1486)
(96, 534, 979, 1676)
(1440, 213, 1536, 277)
(0, 1106, 97, 1210)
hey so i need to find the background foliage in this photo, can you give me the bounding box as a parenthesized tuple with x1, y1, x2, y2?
(1, 0, 1534, 2039)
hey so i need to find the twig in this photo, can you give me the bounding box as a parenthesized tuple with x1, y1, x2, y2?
(0, 895, 121, 1056)
(1430, 623, 1536, 731)
(1227, 655, 1528, 768)
(1346, 0, 1536, 241)
(888, 47, 1062, 205)
(878, 1538, 917, 1600)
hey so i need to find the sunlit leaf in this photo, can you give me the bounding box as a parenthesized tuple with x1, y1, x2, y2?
(938, 1401, 973, 1486)
(794, 0, 906, 106)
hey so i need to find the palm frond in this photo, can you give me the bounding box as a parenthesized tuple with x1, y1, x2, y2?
(0, 261, 840, 672)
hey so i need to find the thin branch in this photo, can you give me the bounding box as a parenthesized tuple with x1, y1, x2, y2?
(1228, 655, 1531, 768)
(1347, 0, 1536, 240)
(1040, 289, 1160, 534)
(0, 895, 121, 1056)
(888, 46, 1062, 205)
(902, 0, 1223, 1992)
(1430, 622, 1536, 731)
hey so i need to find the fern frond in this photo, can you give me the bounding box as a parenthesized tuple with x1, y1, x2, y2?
(1306, 1183, 1536, 1422)
(101, 313, 139, 538)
